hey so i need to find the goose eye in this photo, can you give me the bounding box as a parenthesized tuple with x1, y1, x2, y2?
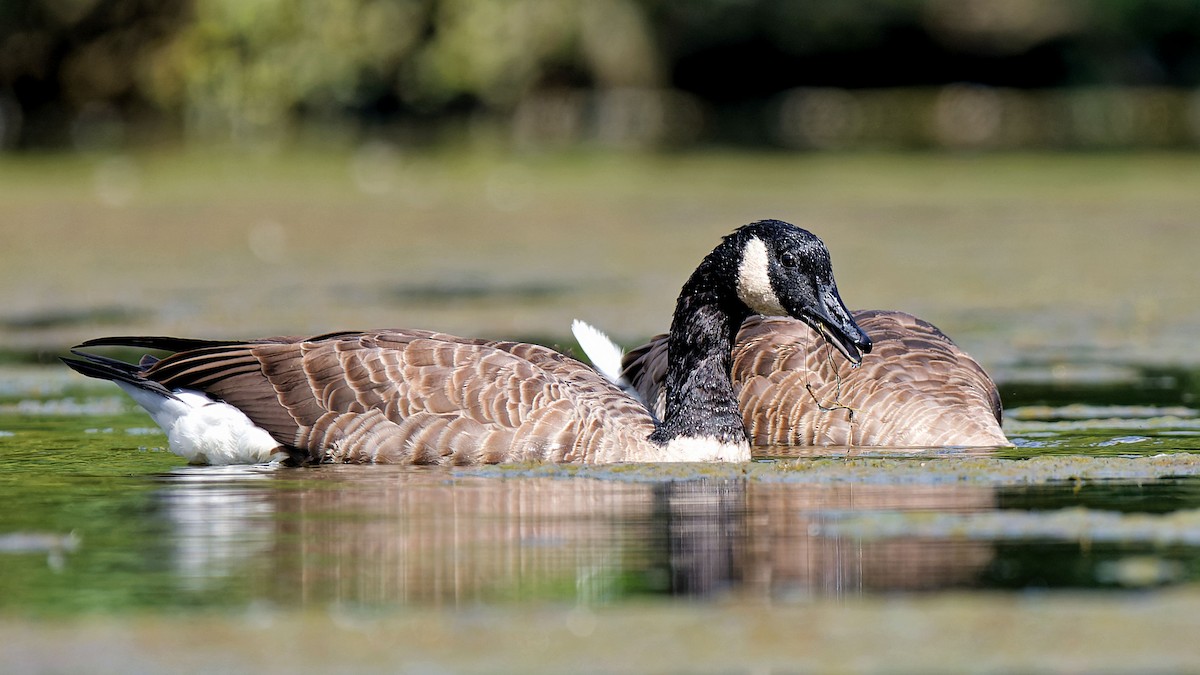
(779, 251, 798, 268)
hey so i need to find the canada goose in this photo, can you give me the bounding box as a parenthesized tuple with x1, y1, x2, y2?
(578, 310, 1008, 448)
(62, 219, 872, 466)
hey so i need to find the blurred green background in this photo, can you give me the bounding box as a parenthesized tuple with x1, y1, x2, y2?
(4, 0, 1200, 151)
(3, 0, 1200, 376)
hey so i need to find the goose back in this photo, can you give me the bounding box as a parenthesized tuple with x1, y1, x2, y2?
(119, 329, 657, 464)
(622, 310, 1009, 448)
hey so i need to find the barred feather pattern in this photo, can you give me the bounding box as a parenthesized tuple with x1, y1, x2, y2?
(622, 311, 1010, 448)
(143, 330, 659, 464)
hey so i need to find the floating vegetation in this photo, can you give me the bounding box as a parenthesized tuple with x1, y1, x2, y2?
(1008, 404, 1199, 421)
(0, 306, 144, 331)
(387, 280, 583, 305)
(0, 367, 80, 397)
(0, 531, 80, 571)
(1094, 556, 1186, 587)
(125, 427, 163, 436)
(467, 453, 1200, 487)
(813, 506, 1200, 547)
(0, 397, 127, 416)
(1004, 404, 1200, 442)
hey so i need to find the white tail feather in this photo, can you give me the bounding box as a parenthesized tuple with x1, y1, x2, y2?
(571, 319, 625, 383)
(572, 319, 652, 409)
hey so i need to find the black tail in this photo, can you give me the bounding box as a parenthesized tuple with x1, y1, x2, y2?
(61, 350, 177, 399)
(64, 334, 245, 394)
(76, 335, 247, 352)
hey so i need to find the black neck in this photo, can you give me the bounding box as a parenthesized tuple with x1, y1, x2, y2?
(649, 252, 751, 446)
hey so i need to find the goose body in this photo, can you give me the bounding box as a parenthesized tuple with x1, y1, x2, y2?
(63, 220, 871, 466)
(595, 310, 1008, 449)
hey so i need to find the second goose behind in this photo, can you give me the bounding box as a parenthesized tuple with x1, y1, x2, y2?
(608, 310, 1009, 448)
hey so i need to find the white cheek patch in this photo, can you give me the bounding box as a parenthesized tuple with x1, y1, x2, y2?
(736, 237, 788, 316)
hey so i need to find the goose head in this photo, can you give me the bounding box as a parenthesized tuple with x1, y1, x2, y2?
(728, 219, 873, 364)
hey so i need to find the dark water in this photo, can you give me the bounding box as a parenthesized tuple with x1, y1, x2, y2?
(3, 365, 1200, 617)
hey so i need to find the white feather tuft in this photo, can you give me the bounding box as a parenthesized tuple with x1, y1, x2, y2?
(661, 436, 750, 462)
(572, 319, 653, 409)
(571, 319, 626, 384)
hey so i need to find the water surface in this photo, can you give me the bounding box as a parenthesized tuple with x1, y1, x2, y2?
(5, 365, 1200, 611)
(5, 150, 1200, 671)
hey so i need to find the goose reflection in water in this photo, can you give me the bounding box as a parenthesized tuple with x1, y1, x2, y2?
(154, 467, 997, 604)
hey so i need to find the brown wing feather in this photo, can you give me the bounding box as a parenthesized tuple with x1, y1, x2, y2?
(622, 310, 1009, 448)
(145, 330, 657, 464)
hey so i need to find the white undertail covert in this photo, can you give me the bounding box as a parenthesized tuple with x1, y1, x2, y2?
(114, 382, 286, 465)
